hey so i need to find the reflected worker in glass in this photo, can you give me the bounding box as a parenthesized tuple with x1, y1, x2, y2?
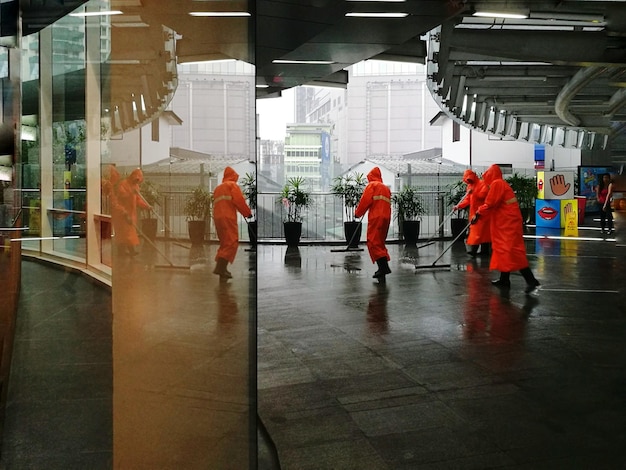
(110, 168, 150, 256)
(355, 167, 392, 280)
(213, 166, 252, 279)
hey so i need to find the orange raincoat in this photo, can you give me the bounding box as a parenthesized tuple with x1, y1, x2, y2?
(457, 169, 491, 245)
(355, 167, 391, 263)
(213, 167, 252, 263)
(111, 168, 149, 249)
(478, 164, 529, 272)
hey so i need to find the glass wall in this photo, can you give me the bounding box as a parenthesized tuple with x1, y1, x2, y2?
(10, 0, 256, 467)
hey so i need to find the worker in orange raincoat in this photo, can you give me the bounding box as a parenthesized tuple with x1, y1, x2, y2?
(355, 167, 392, 280)
(454, 169, 491, 257)
(111, 168, 150, 256)
(475, 164, 540, 293)
(212, 167, 252, 279)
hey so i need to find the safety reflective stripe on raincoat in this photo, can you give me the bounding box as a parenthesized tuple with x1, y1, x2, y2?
(479, 164, 529, 272)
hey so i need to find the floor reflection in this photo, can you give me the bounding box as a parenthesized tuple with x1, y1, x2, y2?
(366, 283, 389, 335)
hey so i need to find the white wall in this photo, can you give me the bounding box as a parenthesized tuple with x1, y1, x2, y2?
(438, 118, 581, 171)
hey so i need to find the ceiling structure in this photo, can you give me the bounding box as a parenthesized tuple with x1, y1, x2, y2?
(16, 0, 626, 164)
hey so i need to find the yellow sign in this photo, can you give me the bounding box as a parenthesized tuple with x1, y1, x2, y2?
(562, 200, 578, 237)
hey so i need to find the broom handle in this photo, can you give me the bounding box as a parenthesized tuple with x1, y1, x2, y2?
(428, 219, 471, 266)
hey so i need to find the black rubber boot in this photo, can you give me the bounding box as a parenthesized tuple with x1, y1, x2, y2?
(467, 245, 479, 257)
(520, 267, 540, 293)
(213, 258, 232, 279)
(491, 271, 510, 289)
(479, 243, 491, 256)
(373, 257, 391, 278)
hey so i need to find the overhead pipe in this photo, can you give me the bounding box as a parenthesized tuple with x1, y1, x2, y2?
(555, 66, 607, 126)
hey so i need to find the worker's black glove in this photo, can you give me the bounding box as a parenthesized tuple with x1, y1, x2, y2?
(470, 214, 480, 225)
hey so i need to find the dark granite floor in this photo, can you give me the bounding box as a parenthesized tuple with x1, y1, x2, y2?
(257, 222, 626, 469)
(2, 218, 625, 469)
(1, 261, 112, 469)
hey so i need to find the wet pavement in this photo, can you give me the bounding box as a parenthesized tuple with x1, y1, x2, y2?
(257, 223, 626, 469)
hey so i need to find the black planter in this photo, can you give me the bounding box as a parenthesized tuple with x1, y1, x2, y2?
(247, 220, 257, 248)
(141, 218, 158, 241)
(450, 218, 468, 242)
(283, 221, 302, 247)
(343, 221, 362, 248)
(188, 220, 206, 246)
(401, 220, 420, 245)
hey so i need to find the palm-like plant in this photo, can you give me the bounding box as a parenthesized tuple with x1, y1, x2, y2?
(392, 185, 425, 222)
(184, 186, 212, 221)
(280, 176, 312, 222)
(241, 172, 257, 220)
(330, 172, 367, 222)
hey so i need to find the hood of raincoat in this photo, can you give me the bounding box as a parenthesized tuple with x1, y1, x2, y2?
(129, 168, 143, 184)
(462, 169, 478, 185)
(482, 164, 502, 185)
(222, 166, 239, 183)
(367, 166, 383, 183)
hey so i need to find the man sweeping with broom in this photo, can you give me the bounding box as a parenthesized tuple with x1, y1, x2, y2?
(213, 167, 253, 279)
(355, 167, 392, 281)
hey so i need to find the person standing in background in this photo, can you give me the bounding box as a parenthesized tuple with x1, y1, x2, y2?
(596, 172, 614, 234)
(454, 169, 491, 257)
(355, 167, 392, 280)
(213, 166, 252, 279)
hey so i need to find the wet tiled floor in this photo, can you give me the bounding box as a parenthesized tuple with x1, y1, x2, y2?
(257, 225, 626, 469)
(2, 221, 626, 469)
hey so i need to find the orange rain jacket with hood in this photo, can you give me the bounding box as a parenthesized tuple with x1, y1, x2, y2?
(111, 168, 150, 248)
(477, 164, 529, 272)
(355, 167, 391, 263)
(213, 166, 252, 263)
(456, 169, 491, 245)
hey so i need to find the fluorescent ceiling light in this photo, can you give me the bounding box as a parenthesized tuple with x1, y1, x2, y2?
(346, 12, 408, 18)
(346, 0, 405, 2)
(189, 11, 250, 17)
(273, 59, 335, 65)
(256, 84, 269, 88)
(473, 11, 528, 19)
(70, 10, 123, 17)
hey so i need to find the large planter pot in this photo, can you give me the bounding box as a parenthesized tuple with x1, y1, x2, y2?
(283, 221, 302, 247)
(343, 221, 362, 248)
(141, 218, 158, 241)
(450, 218, 468, 242)
(188, 220, 206, 246)
(401, 220, 420, 246)
(247, 220, 258, 248)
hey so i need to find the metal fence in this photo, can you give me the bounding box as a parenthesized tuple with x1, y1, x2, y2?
(149, 189, 458, 244)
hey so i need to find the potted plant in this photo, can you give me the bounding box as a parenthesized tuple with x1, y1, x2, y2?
(240, 172, 257, 248)
(279, 176, 312, 247)
(506, 173, 538, 224)
(330, 172, 366, 248)
(445, 179, 469, 239)
(183, 186, 212, 246)
(139, 180, 161, 241)
(392, 185, 425, 245)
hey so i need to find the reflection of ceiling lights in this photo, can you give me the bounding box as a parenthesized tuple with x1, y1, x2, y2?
(346, 12, 408, 18)
(188, 12, 250, 17)
(70, 10, 123, 17)
(346, 0, 405, 2)
(473, 11, 528, 19)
